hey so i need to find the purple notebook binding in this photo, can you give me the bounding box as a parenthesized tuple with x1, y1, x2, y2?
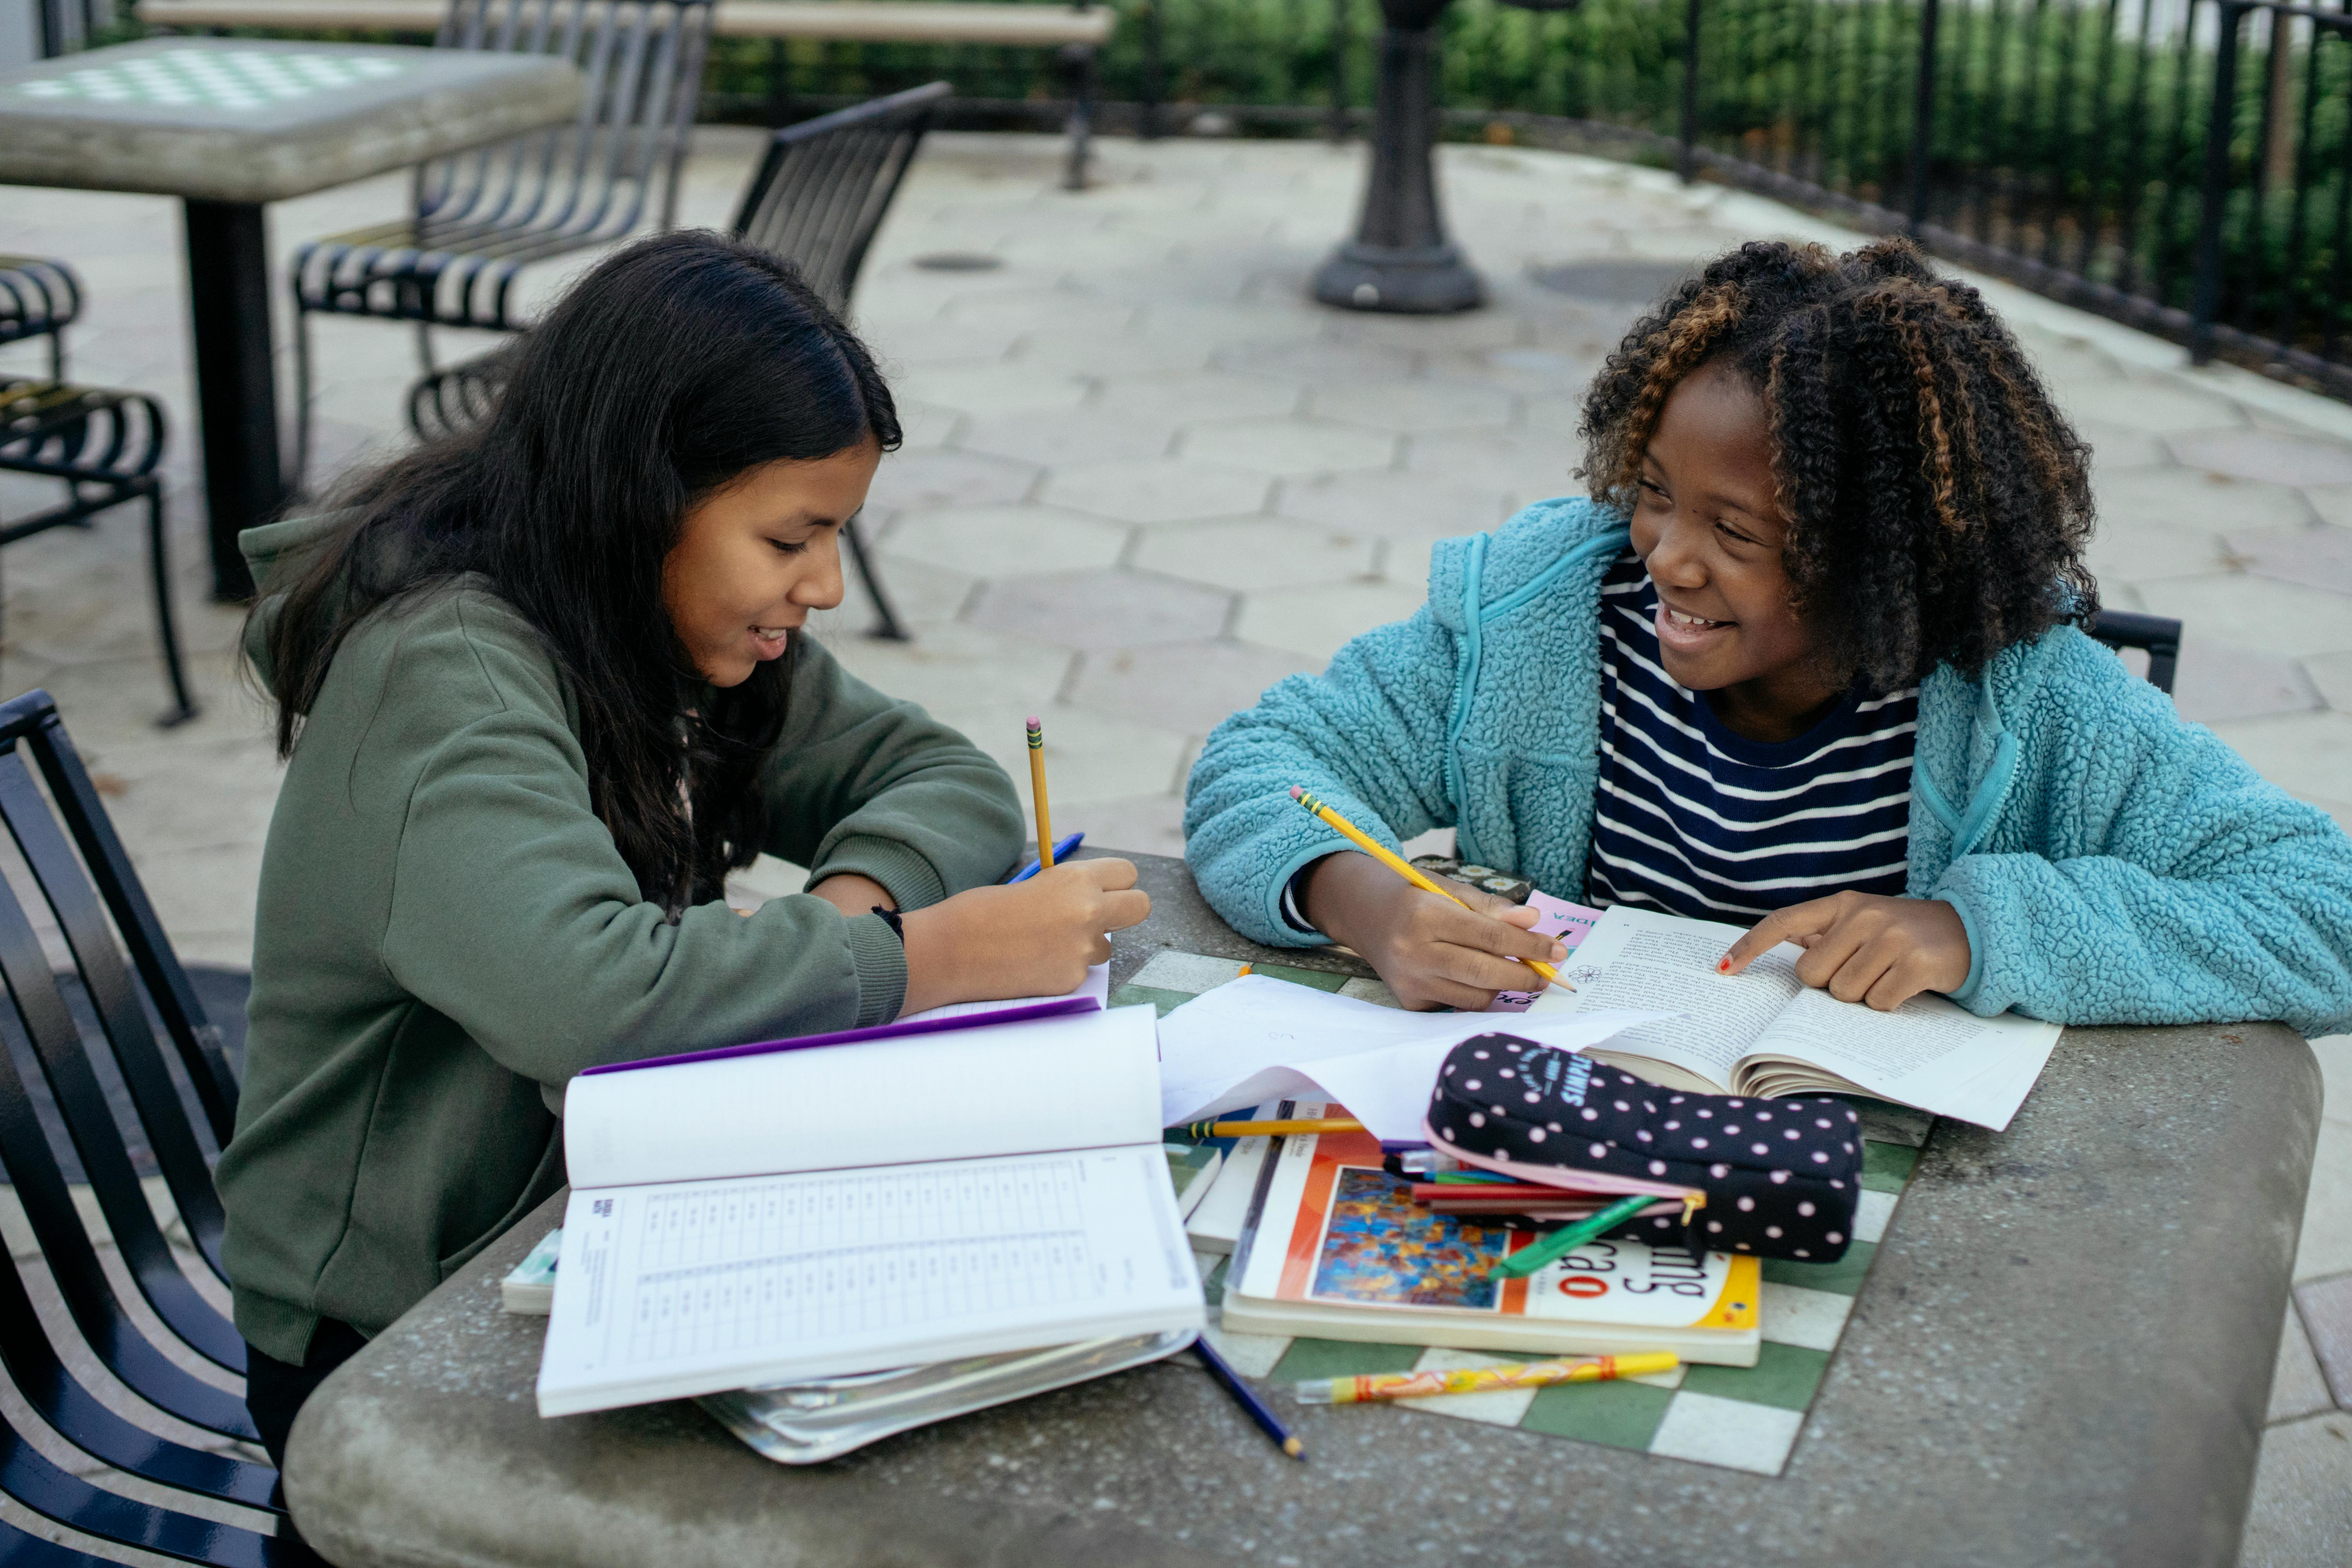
(577, 993, 1101, 1078)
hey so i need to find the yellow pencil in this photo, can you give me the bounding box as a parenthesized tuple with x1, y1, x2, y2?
(1181, 1117, 1366, 1140)
(1287, 786, 1569, 991)
(1026, 717, 1055, 871)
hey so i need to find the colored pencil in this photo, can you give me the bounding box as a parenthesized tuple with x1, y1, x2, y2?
(1025, 718, 1055, 871)
(1180, 1116, 1364, 1140)
(1194, 1334, 1306, 1461)
(1295, 1351, 1680, 1405)
(1287, 786, 1569, 991)
(1005, 832, 1085, 884)
(1488, 1192, 1660, 1281)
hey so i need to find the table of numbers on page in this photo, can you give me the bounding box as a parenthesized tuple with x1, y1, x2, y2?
(619, 1156, 1108, 1365)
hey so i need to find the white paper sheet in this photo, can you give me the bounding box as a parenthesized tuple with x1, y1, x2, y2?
(1154, 975, 1672, 1142)
(564, 1005, 1162, 1190)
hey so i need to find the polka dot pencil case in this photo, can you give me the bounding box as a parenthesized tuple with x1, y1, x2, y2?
(1425, 1033, 1864, 1263)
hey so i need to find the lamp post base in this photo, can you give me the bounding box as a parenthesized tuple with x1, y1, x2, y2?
(1312, 240, 1484, 314)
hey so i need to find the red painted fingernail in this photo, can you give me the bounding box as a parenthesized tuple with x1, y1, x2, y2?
(1717, 957, 1731, 972)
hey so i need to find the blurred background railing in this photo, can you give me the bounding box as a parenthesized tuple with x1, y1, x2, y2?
(53, 0, 2352, 401)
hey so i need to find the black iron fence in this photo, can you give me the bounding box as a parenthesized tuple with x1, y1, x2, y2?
(92, 0, 2352, 396)
(701, 0, 2352, 398)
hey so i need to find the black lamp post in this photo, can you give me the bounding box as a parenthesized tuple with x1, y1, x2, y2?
(1312, 0, 1578, 315)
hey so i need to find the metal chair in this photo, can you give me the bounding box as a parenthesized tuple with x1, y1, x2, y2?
(289, 0, 719, 487)
(2086, 609, 2182, 696)
(0, 256, 80, 384)
(0, 688, 302, 1564)
(408, 81, 953, 641)
(0, 261, 198, 728)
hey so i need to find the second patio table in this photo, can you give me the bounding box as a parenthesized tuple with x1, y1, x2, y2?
(0, 38, 584, 599)
(281, 849, 2321, 1568)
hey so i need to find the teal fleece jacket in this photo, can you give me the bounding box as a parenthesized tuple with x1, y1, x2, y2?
(220, 515, 1024, 1362)
(1185, 497, 2352, 1038)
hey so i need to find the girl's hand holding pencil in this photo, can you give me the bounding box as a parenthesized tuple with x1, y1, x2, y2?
(1289, 791, 1570, 1013)
(895, 860, 1149, 1016)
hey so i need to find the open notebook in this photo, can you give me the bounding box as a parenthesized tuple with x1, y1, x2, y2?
(1529, 907, 2062, 1130)
(536, 1005, 1204, 1418)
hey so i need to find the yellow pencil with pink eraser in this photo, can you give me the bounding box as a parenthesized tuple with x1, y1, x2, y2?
(1287, 786, 1568, 990)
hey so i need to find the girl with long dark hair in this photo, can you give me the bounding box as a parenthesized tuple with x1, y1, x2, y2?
(220, 232, 1146, 1463)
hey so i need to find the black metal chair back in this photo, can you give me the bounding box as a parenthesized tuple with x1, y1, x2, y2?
(732, 81, 953, 318)
(290, 0, 717, 487)
(417, 0, 715, 276)
(0, 258, 80, 384)
(0, 689, 299, 1562)
(2086, 609, 2182, 696)
(0, 257, 198, 726)
(407, 82, 952, 639)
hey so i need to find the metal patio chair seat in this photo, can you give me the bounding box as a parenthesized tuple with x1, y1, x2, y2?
(0, 270, 198, 726)
(2086, 608, 2183, 696)
(288, 0, 718, 486)
(0, 258, 81, 384)
(408, 81, 952, 641)
(0, 688, 302, 1563)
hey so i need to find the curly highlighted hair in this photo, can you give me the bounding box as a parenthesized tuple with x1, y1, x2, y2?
(1577, 238, 2097, 690)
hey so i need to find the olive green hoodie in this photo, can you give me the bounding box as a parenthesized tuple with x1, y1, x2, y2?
(217, 514, 1024, 1363)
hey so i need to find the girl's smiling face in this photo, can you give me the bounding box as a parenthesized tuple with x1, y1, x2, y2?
(661, 439, 881, 687)
(1628, 359, 1846, 742)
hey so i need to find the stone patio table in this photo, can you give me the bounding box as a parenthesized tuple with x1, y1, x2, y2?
(284, 850, 2321, 1568)
(0, 38, 583, 600)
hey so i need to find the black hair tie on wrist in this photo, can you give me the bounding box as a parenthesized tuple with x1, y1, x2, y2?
(870, 906, 905, 943)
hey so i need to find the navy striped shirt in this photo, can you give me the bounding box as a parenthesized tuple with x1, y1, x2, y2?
(1586, 549, 1917, 919)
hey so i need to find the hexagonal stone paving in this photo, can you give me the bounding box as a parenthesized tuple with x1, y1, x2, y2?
(1305, 379, 1519, 434)
(865, 447, 1038, 512)
(1277, 469, 1516, 540)
(2170, 428, 2352, 488)
(1234, 580, 1430, 662)
(967, 568, 1234, 651)
(2056, 377, 2248, 434)
(1041, 457, 1272, 524)
(879, 503, 1129, 579)
(1179, 417, 1400, 477)
(1068, 639, 1318, 735)
(2228, 524, 2352, 597)
(956, 407, 1177, 468)
(2095, 466, 2312, 534)
(1130, 517, 1380, 593)
(1406, 426, 1583, 504)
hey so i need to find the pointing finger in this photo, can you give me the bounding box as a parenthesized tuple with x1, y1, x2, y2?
(1720, 898, 1837, 975)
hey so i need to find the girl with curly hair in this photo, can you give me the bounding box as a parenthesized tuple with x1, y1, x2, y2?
(1185, 237, 2352, 1035)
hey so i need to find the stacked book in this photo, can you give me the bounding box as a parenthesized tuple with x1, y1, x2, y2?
(517, 984, 1209, 1464)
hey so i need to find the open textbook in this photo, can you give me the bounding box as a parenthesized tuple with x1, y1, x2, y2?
(536, 1005, 1203, 1418)
(1528, 906, 2061, 1131)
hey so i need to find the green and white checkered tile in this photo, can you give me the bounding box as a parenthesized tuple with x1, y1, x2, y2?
(1122, 950, 1927, 1477)
(13, 48, 409, 112)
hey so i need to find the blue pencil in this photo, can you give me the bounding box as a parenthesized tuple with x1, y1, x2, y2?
(1194, 1334, 1306, 1461)
(1005, 831, 1085, 884)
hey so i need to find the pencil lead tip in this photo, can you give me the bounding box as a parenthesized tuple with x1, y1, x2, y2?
(1283, 1438, 1307, 1459)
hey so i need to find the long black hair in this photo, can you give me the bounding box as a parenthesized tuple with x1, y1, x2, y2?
(1579, 238, 2096, 691)
(258, 230, 902, 914)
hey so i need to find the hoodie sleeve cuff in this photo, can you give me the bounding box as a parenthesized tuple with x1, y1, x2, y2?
(845, 911, 909, 1027)
(811, 834, 950, 912)
(1942, 892, 1988, 1008)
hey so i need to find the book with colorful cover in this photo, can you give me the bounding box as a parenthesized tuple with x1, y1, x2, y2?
(1222, 1107, 1761, 1367)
